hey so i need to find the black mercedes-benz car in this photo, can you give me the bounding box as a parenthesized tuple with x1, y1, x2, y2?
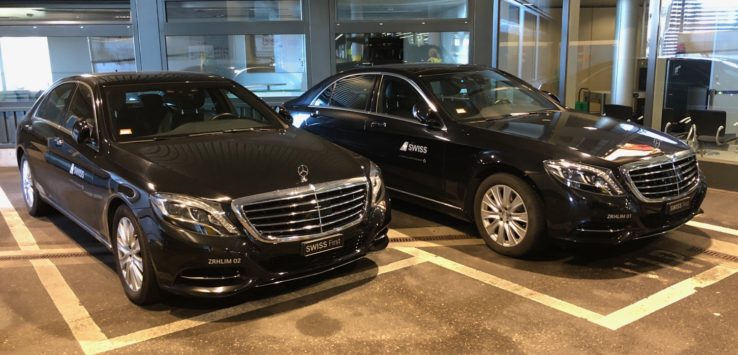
(283, 64, 706, 257)
(15, 72, 389, 304)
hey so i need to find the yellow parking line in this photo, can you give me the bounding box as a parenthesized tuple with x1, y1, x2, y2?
(86, 256, 425, 354)
(686, 221, 738, 237)
(0, 186, 39, 251)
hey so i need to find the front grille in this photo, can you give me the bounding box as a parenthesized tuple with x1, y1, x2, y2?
(621, 152, 699, 202)
(232, 178, 368, 243)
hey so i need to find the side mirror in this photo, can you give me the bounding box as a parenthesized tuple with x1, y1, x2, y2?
(71, 117, 95, 145)
(412, 102, 431, 124)
(542, 91, 562, 105)
(274, 105, 294, 125)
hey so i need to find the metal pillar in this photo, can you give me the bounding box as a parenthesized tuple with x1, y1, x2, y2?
(610, 0, 640, 106)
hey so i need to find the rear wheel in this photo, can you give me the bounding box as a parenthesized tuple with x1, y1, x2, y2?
(20, 156, 52, 216)
(112, 206, 160, 305)
(473, 173, 545, 257)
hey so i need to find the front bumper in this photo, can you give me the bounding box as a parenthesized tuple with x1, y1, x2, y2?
(531, 171, 707, 244)
(137, 198, 390, 297)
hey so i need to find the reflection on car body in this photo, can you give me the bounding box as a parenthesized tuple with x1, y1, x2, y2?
(15, 72, 389, 305)
(284, 64, 707, 257)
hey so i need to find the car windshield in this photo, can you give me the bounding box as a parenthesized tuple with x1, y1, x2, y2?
(104, 82, 284, 141)
(421, 70, 557, 122)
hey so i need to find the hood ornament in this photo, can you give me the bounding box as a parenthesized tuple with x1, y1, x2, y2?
(297, 164, 309, 183)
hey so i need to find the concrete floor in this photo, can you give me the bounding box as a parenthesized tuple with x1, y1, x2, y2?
(1, 166, 737, 354)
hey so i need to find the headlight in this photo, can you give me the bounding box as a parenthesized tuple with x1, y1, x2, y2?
(369, 162, 384, 205)
(150, 193, 239, 236)
(544, 160, 624, 196)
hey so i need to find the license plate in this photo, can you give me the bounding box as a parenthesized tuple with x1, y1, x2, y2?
(302, 235, 343, 257)
(666, 196, 692, 215)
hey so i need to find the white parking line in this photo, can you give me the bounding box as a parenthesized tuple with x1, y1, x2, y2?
(391, 226, 470, 238)
(395, 245, 738, 330)
(596, 264, 738, 330)
(394, 246, 607, 324)
(0, 186, 39, 251)
(686, 221, 738, 237)
(86, 256, 425, 354)
(30, 259, 112, 353)
(0, 247, 108, 259)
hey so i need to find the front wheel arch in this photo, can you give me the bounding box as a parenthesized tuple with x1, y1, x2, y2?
(464, 163, 542, 219)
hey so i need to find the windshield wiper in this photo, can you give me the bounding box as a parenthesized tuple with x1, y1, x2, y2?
(186, 127, 274, 137)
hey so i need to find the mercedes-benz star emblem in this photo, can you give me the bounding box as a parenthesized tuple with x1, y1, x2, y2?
(297, 164, 309, 183)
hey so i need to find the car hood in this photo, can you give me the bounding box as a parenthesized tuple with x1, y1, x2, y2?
(110, 128, 367, 200)
(460, 110, 691, 165)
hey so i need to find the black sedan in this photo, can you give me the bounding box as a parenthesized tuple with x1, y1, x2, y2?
(15, 72, 389, 304)
(284, 64, 706, 257)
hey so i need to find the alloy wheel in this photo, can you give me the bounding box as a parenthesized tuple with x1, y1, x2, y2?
(116, 217, 144, 293)
(480, 184, 529, 247)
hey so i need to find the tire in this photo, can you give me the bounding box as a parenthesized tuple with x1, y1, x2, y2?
(20, 156, 52, 216)
(473, 173, 546, 258)
(112, 205, 160, 305)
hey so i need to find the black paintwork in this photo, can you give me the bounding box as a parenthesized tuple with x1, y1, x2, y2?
(285, 64, 707, 244)
(16, 72, 389, 297)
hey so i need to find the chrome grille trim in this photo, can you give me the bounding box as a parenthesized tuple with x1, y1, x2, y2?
(232, 177, 368, 243)
(619, 150, 700, 203)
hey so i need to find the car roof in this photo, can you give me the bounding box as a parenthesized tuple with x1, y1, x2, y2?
(339, 64, 493, 78)
(61, 72, 230, 87)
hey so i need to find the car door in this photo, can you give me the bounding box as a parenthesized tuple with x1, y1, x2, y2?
(300, 74, 378, 156)
(26, 82, 78, 205)
(45, 83, 110, 231)
(365, 74, 447, 200)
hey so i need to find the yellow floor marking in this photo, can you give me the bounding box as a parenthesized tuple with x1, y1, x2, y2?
(30, 259, 112, 353)
(686, 220, 738, 237)
(86, 256, 424, 354)
(596, 264, 738, 330)
(394, 246, 606, 324)
(0, 186, 39, 250)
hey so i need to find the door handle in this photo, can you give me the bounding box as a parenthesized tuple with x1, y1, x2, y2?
(310, 110, 319, 117)
(370, 121, 387, 128)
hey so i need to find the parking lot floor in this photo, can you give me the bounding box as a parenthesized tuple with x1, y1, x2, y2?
(1, 167, 737, 354)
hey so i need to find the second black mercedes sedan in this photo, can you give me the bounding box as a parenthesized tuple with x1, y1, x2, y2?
(15, 72, 389, 305)
(283, 64, 706, 257)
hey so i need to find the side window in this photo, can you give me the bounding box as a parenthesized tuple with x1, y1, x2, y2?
(329, 75, 375, 110)
(65, 85, 95, 130)
(312, 83, 334, 107)
(36, 83, 77, 126)
(379, 76, 423, 119)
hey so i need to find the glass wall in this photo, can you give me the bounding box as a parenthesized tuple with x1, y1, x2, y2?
(0, 2, 130, 24)
(336, 0, 467, 20)
(166, 35, 307, 97)
(0, 36, 135, 103)
(165, 0, 301, 22)
(657, 0, 738, 164)
(335, 32, 470, 71)
(162, 0, 307, 98)
(497, 0, 562, 96)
